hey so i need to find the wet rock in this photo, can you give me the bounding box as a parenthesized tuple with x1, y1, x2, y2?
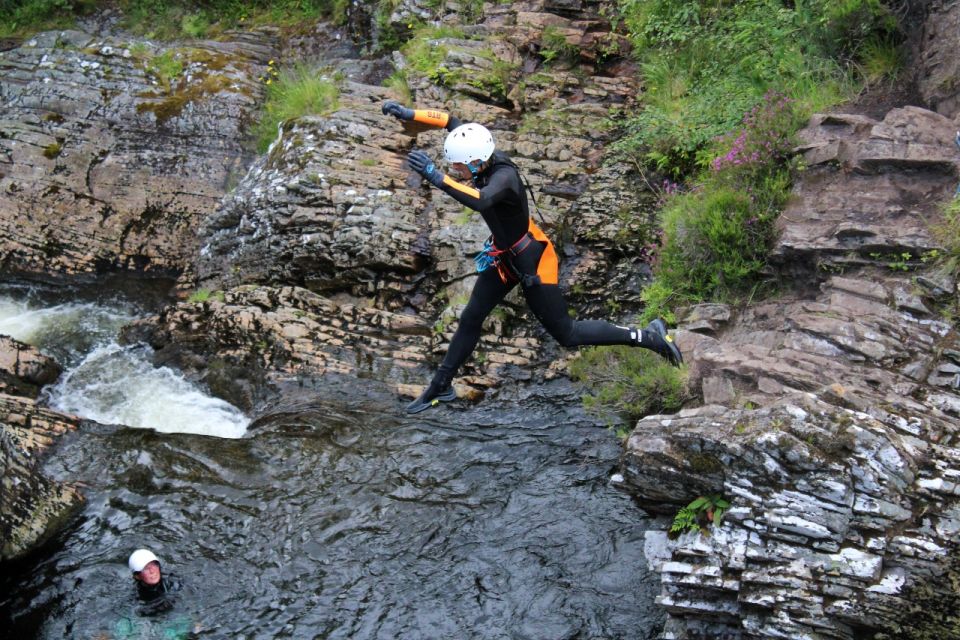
(0, 394, 83, 562)
(627, 394, 960, 639)
(187, 0, 649, 398)
(127, 283, 551, 411)
(0, 335, 61, 398)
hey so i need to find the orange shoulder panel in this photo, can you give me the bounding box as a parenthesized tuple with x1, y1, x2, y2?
(442, 175, 481, 199)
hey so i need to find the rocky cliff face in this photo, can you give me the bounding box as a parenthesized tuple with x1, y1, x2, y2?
(139, 0, 650, 405)
(623, 29, 960, 639)
(2, 0, 960, 635)
(0, 28, 275, 278)
(0, 339, 80, 562)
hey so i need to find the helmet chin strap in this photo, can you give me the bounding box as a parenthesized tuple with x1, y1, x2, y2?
(467, 159, 484, 181)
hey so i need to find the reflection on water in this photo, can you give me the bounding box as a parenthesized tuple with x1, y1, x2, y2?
(0, 283, 248, 438)
(0, 391, 664, 639)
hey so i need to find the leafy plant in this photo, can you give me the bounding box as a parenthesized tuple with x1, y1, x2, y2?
(615, 0, 895, 178)
(187, 289, 224, 303)
(400, 26, 517, 102)
(640, 91, 801, 321)
(933, 197, 960, 282)
(670, 494, 730, 538)
(869, 251, 915, 271)
(180, 12, 211, 38)
(539, 25, 578, 65)
(142, 50, 184, 92)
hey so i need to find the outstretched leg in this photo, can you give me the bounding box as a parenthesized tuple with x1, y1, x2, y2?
(521, 282, 681, 364)
(407, 268, 515, 413)
(510, 240, 682, 365)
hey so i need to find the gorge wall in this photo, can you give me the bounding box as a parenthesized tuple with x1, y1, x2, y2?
(0, 0, 958, 637)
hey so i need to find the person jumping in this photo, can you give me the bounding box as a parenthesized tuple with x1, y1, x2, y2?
(382, 101, 683, 414)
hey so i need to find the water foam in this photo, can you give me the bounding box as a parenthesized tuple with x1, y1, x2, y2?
(0, 291, 249, 438)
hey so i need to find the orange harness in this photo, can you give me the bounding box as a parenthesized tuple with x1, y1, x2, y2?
(485, 221, 558, 286)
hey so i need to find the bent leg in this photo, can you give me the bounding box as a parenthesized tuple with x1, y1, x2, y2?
(521, 283, 682, 364)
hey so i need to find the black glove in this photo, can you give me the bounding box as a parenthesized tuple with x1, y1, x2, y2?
(382, 101, 414, 121)
(408, 150, 444, 188)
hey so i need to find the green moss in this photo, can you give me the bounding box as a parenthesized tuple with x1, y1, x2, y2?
(42, 142, 62, 159)
(137, 74, 233, 124)
(187, 289, 225, 303)
(687, 452, 723, 474)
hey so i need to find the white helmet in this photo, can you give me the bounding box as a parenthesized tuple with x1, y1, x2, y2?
(444, 123, 495, 165)
(128, 549, 159, 573)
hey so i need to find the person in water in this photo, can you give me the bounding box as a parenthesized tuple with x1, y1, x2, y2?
(382, 101, 683, 414)
(112, 549, 196, 639)
(128, 548, 181, 613)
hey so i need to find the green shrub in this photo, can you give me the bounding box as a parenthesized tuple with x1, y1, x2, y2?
(400, 25, 517, 102)
(568, 345, 689, 424)
(0, 0, 96, 37)
(180, 12, 211, 39)
(616, 0, 895, 177)
(539, 25, 578, 65)
(113, 1, 346, 40)
(143, 50, 184, 92)
(252, 65, 340, 152)
(640, 91, 800, 321)
(401, 25, 465, 82)
(933, 197, 960, 283)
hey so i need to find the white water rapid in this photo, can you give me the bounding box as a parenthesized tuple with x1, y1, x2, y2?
(0, 289, 249, 438)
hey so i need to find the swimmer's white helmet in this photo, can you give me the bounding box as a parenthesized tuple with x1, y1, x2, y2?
(128, 549, 159, 573)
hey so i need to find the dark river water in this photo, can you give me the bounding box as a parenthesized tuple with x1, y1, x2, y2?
(0, 283, 665, 639)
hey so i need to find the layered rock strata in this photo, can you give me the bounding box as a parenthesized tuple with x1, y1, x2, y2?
(0, 28, 275, 277)
(625, 104, 960, 638)
(166, 0, 647, 399)
(0, 360, 81, 562)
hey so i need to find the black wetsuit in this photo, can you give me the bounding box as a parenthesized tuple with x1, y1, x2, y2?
(136, 574, 181, 615)
(432, 116, 638, 377)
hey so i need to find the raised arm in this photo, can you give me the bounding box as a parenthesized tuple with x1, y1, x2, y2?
(382, 101, 463, 131)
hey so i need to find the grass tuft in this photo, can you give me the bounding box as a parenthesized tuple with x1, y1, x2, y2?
(252, 65, 340, 153)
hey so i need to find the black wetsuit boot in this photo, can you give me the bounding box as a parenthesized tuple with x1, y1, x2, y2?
(406, 365, 457, 414)
(633, 318, 683, 367)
